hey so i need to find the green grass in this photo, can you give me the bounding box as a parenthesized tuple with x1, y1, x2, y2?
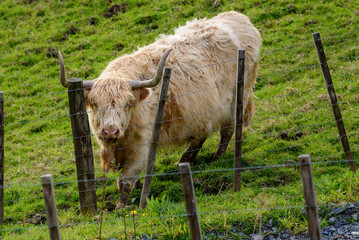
(1, 0, 359, 239)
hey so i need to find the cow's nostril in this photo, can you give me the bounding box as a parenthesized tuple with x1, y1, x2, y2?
(103, 128, 120, 136)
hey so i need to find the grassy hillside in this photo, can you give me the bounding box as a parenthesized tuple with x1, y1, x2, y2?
(0, 0, 358, 239)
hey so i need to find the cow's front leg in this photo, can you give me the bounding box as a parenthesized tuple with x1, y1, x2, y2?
(115, 156, 145, 209)
(100, 147, 115, 172)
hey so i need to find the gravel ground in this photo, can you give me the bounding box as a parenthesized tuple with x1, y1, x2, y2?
(105, 202, 359, 239)
(202, 202, 359, 240)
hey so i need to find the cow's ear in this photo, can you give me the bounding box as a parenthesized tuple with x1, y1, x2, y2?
(133, 88, 151, 103)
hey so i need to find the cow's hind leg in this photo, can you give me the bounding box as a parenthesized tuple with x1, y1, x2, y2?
(178, 138, 207, 164)
(211, 126, 234, 162)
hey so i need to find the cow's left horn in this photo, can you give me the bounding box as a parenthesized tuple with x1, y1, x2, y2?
(130, 48, 172, 89)
(59, 51, 94, 89)
(59, 51, 68, 88)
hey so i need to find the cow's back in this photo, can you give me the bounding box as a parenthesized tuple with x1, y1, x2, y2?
(148, 12, 261, 147)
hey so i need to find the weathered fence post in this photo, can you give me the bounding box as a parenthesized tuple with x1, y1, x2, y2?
(41, 174, 61, 240)
(67, 78, 97, 215)
(179, 163, 202, 240)
(140, 67, 171, 209)
(299, 154, 322, 240)
(313, 32, 356, 172)
(234, 49, 245, 192)
(0, 92, 4, 224)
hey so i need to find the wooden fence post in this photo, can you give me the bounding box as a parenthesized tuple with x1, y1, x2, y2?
(41, 174, 61, 240)
(234, 49, 245, 192)
(0, 92, 4, 224)
(179, 163, 202, 240)
(299, 154, 322, 240)
(140, 67, 171, 209)
(313, 32, 356, 172)
(67, 78, 97, 215)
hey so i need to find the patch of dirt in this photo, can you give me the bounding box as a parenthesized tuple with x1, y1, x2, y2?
(179, 0, 195, 5)
(88, 16, 99, 25)
(61, 26, 79, 41)
(278, 131, 304, 141)
(68, 26, 79, 35)
(21, 0, 38, 4)
(115, 42, 125, 51)
(287, 4, 297, 13)
(46, 46, 58, 58)
(194, 178, 232, 195)
(59, 169, 75, 176)
(261, 171, 293, 187)
(102, 4, 127, 18)
(26, 213, 46, 225)
(305, 19, 318, 26)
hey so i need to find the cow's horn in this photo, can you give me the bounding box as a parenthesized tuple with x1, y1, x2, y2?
(130, 48, 172, 89)
(59, 51, 94, 89)
(83, 80, 94, 89)
(59, 51, 68, 88)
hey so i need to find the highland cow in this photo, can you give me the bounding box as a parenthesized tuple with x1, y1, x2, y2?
(59, 11, 261, 209)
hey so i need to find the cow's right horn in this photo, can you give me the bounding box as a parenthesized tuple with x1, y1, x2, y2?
(130, 48, 172, 89)
(59, 51, 94, 89)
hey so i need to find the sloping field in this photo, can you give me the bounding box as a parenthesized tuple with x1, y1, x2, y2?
(0, 0, 358, 239)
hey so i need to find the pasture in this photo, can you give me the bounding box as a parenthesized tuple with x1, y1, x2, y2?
(0, 0, 358, 239)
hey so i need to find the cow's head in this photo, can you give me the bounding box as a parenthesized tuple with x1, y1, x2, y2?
(58, 49, 172, 144)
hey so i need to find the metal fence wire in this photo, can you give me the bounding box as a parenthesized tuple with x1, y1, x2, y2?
(0, 30, 358, 239)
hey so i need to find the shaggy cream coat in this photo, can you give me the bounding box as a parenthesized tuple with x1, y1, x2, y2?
(86, 11, 261, 208)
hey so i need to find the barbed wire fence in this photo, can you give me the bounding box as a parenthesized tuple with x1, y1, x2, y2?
(0, 30, 358, 239)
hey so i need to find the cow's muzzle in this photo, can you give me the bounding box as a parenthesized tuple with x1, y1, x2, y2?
(101, 128, 120, 141)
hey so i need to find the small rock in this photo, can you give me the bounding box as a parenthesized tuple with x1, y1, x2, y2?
(353, 213, 358, 221)
(337, 228, 345, 235)
(332, 207, 345, 215)
(329, 217, 336, 223)
(268, 218, 273, 227)
(251, 234, 263, 240)
(141, 234, 151, 240)
(267, 235, 275, 240)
